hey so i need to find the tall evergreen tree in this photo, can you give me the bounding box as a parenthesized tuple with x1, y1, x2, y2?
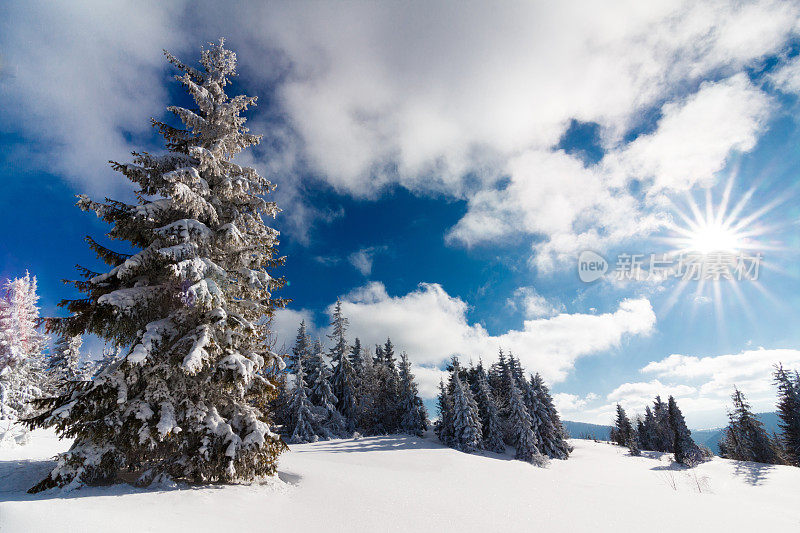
(50, 334, 84, 383)
(530, 373, 571, 459)
(306, 340, 325, 404)
(25, 41, 286, 490)
(435, 378, 455, 446)
(349, 338, 364, 372)
(356, 348, 380, 433)
(382, 338, 396, 370)
(613, 404, 634, 447)
(474, 365, 505, 453)
(639, 406, 657, 450)
(773, 364, 800, 465)
(720, 387, 780, 464)
(667, 396, 704, 466)
(507, 371, 543, 464)
(288, 362, 315, 444)
(291, 320, 311, 374)
(328, 300, 357, 426)
(397, 352, 427, 436)
(452, 375, 482, 452)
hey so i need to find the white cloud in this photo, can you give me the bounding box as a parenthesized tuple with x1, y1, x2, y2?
(3, 1, 797, 257)
(581, 347, 800, 427)
(506, 287, 561, 318)
(330, 282, 655, 393)
(553, 392, 599, 413)
(0, 1, 186, 196)
(347, 246, 387, 276)
(770, 55, 800, 95)
(449, 75, 773, 270)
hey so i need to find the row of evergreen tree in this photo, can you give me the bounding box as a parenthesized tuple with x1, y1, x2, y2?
(612, 396, 707, 466)
(435, 351, 572, 465)
(613, 365, 800, 467)
(718, 366, 800, 466)
(272, 301, 429, 443)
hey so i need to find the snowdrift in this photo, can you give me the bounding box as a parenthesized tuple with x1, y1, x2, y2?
(1, 428, 799, 532)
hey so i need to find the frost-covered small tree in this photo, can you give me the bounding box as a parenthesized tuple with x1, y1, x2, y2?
(397, 352, 427, 436)
(773, 364, 800, 465)
(474, 365, 505, 453)
(25, 41, 287, 491)
(288, 363, 316, 444)
(508, 372, 544, 465)
(328, 300, 357, 425)
(435, 378, 455, 446)
(291, 320, 311, 374)
(349, 337, 364, 371)
(374, 340, 401, 433)
(311, 348, 344, 438)
(667, 396, 704, 466)
(639, 406, 656, 450)
(0, 272, 49, 421)
(613, 404, 634, 447)
(356, 347, 380, 433)
(530, 373, 571, 459)
(50, 334, 84, 383)
(720, 387, 780, 464)
(452, 375, 482, 452)
(306, 339, 325, 404)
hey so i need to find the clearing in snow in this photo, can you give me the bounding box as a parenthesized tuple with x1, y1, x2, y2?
(1, 428, 799, 532)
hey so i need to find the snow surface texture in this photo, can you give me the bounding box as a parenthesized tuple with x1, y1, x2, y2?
(1, 428, 799, 532)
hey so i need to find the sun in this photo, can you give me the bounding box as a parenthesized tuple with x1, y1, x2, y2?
(683, 220, 744, 255)
(662, 178, 770, 258)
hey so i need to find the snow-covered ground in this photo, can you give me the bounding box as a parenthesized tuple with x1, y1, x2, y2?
(2, 429, 799, 532)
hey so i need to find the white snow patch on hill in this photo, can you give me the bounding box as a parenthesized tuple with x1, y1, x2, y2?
(1, 428, 799, 532)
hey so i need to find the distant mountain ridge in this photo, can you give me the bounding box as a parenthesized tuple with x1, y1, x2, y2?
(563, 420, 612, 441)
(565, 413, 781, 455)
(691, 412, 781, 453)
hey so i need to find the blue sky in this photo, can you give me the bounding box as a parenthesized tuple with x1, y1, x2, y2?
(3, 1, 800, 428)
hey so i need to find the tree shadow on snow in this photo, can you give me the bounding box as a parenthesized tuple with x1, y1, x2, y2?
(0, 457, 297, 502)
(732, 460, 775, 486)
(292, 434, 521, 463)
(292, 434, 446, 454)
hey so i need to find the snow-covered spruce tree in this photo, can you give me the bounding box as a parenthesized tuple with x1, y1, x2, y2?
(356, 347, 380, 433)
(397, 352, 427, 436)
(639, 406, 656, 450)
(435, 378, 455, 446)
(291, 320, 311, 374)
(349, 337, 364, 371)
(474, 365, 505, 453)
(0, 272, 49, 421)
(773, 364, 800, 465)
(613, 404, 633, 447)
(311, 348, 345, 438)
(288, 362, 316, 444)
(667, 396, 704, 466)
(530, 373, 571, 459)
(306, 339, 325, 404)
(508, 371, 545, 465)
(25, 41, 287, 491)
(328, 300, 357, 426)
(374, 340, 401, 433)
(452, 375, 482, 452)
(50, 334, 85, 383)
(720, 387, 780, 464)
(651, 396, 673, 452)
